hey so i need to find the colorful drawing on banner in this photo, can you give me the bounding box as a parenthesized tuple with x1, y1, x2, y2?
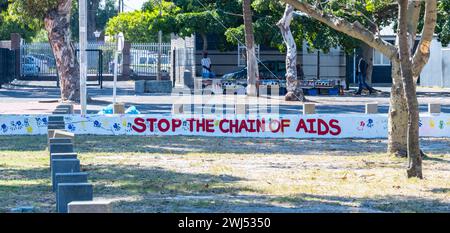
(439, 120, 445, 130)
(367, 119, 374, 128)
(430, 119, 435, 128)
(113, 123, 121, 131)
(26, 126, 33, 133)
(419, 119, 423, 127)
(68, 123, 76, 132)
(357, 121, 365, 131)
(1, 123, 7, 133)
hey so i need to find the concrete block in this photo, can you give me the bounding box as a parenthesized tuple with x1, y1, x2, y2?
(49, 138, 73, 144)
(235, 104, 247, 115)
(135, 80, 146, 94)
(49, 143, 74, 155)
(54, 172, 88, 193)
(51, 159, 80, 192)
(365, 103, 379, 114)
(113, 103, 125, 114)
(428, 103, 441, 114)
(48, 116, 64, 123)
(50, 153, 78, 165)
(145, 80, 172, 94)
(68, 200, 113, 213)
(303, 103, 316, 114)
(57, 183, 93, 213)
(56, 104, 74, 114)
(48, 123, 66, 130)
(172, 104, 184, 114)
(53, 130, 75, 140)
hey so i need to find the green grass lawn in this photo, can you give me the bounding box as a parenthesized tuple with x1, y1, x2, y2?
(0, 135, 449, 213)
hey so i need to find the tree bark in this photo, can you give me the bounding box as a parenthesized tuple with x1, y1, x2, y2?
(44, 0, 80, 102)
(242, 0, 258, 96)
(277, 4, 306, 101)
(398, 0, 422, 178)
(88, 0, 99, 41)
(200, 33, 208, 51)
(388, 58, 408, 157)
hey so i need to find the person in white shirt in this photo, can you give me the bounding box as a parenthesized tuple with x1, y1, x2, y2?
(201, 51, 215, 78)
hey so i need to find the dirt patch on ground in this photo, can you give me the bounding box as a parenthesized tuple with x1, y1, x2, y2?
(0, 136, 449, 213)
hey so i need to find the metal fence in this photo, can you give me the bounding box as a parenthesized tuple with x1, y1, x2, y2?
(130, 43, 171, 76)
(0, 48, 15, 86)
(20, 42, 171, 78)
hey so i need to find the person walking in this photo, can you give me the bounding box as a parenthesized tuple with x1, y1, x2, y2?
(355, 56, 376, 95)
(201, 51, 215, 79)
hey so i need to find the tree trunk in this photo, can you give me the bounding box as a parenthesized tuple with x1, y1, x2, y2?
(88, 0, 99, 41)
(388, 59, 408, 157)
(277, 4, 305, 101)
(242, 0, 258, 96)
(44, 0, 80, 102)
(398, 0, 422, 178)
(200, 33, 208, 51)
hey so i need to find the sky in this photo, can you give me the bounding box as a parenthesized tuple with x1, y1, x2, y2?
(123, 0, 146, 12)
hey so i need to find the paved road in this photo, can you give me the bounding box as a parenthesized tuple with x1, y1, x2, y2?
(1, 80, 449, 114)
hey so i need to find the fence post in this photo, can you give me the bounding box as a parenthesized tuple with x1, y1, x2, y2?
(122, 41, 131, 79)
(11, 33, 21, 79)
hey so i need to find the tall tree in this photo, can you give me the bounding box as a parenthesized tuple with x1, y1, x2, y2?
(282, 0, 437, 178)
(13, 0, 80, 101)
(277, 4, 306, 101)
(243, 0, 259, 96)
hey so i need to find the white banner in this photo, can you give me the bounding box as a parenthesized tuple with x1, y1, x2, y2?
(0, 114, 449, 138)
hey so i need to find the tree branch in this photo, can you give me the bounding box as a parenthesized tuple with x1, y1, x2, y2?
(412, 0, 437, 77)
(281, 0, 398, 60)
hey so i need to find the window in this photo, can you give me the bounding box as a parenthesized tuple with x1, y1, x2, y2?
(373, 49, 390, 66)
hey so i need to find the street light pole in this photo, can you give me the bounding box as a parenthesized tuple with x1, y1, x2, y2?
(157, 0, 162, 81)
(79, 0, 87, 115)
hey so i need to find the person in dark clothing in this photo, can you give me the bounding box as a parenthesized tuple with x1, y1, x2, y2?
(355, 56, 376, 95)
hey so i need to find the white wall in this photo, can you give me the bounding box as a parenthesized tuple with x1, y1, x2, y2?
(420, 38, 445, 87)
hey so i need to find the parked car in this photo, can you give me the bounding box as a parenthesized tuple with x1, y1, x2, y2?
(218, 60, 289, 94)
(21, 55, 42, 76)
(129, 50, 170, 76)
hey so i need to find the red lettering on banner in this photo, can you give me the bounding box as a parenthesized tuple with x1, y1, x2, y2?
(247, 119, 256, 133)
(269, 120, 281, 133)
(132, 118, 146, 133)
(158, 119, 170, 132)
(307, 119, 317, 133)
(256, 119, 265, 132)
(296, 119, 308, 133)
(329, 119, 342, 136)
(206, 119, 215, 133)
(146, 118, 157, 132)
(281, 119, 290, 133)
(172, 119, 182, 132)
(317, 119, 330, 135)
(186, 118, 195, 132)
(219, 119, 229, 133)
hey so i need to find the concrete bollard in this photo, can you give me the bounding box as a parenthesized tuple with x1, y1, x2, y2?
(48, 116, 64, 123)
(235, 104, 247, 115)
(49, 143, 74, 156)
(53, 130, 75, 141)
(56, 104, 74, 114)
(57, 183, 93, 213)
(113, 103, 125, 114)
(55, 172, 88, 194)
(428, 103, 441, 114)
(51, 153, 78, 163)
(303, 103, 316, 114)
(135, 80, 146, 94)
(172, 104, 185, 114)
(51, 159, 80, 192)
(68, 200, 113, 213)
(49, 138, 73, 144)
(365, 103, 379, 114)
